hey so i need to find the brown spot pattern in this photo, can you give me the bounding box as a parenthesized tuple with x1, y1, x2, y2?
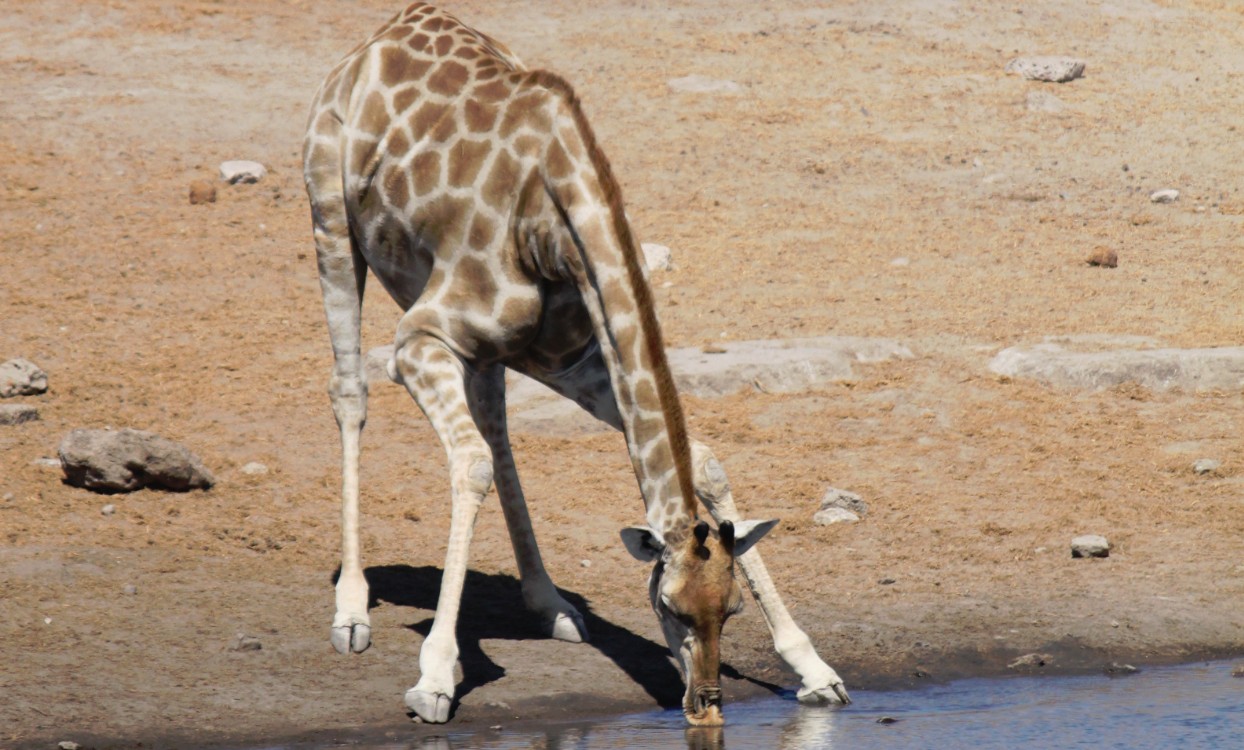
(447, 139, 493, 188)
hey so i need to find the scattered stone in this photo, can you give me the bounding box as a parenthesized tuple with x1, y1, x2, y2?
(122, 584, 138, 596)
(1005, 56, 1086, 83)
(819, 487, 869, 517)
(1193, 458, 1221, 475)
(101, 504, 116, 516)
(876, 716, 899, 725)
(240, 461, 269, 476)
(878, 577, 897, 585)
(32, 456, 61, 469)
(219, 160, 267, 184)
(1071, 534, 1110, 558)
(0, 403, 39, 425)
(2, 493, 12, 502)
(1233, 665, 1244, 678)
(232, 634, 262, 651)
(667, 74, 743, 94)
(988, 343, 1244, 392)
(188, 180, 217, 205)
(580, 559, 592, 568)
(1086, 247, 1118, 268)
(1008, 653, 1051, 670)
(641, 243, 673, 272)
(813, 507, 860, 526)
(890, 256, 911, 267)
(1149, 189, 1180, 204)
(58, 428, 215, 493)
(1104, 662, 1138, 676)
(1025, 90, 1066, 113)
(58, 742, 81, 750)
(0, 358, 48, 397)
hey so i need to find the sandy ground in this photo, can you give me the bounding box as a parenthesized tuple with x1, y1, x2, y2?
(2, 0, 1243, 747)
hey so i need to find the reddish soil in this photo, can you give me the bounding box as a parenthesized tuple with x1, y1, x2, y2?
(2, 1, 1242, 747)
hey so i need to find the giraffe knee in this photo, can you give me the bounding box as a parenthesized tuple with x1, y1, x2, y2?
(462, 453, 494, 498)
(691, 442, 730, 500)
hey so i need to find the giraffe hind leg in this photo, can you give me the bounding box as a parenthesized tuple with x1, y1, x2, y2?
(473, 367, 587, 643)
(308, 155, 372, 655)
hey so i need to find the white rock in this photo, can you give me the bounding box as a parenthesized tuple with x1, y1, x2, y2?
(813, 507, 860, 526)
(1005, 57, 1086, 83)
(641, 243, 674, 272)
(101, 504, 116, 515)
(1150, 189, 1180, 203)
(240, 461, 269, 476)
(0, 358, 48, 397)
(32, 457, 61, 469)
(123, 584, 138, 595)
(667, 75, 742, 94)
(820, 487, 868, 517)
(0, 403, 39, 425)
(58, 742, 81, 750)
(1193, 458, 1221, 475)
(890, 257, 911, 267)
(219, 160, 267, 184)
(1071, 534, 1110, 558)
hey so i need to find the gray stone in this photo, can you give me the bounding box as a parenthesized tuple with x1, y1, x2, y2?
(101, 504, 116, 515)
(1150, 188, 1180, 203)
(1008, 653, 1052, 669)
(58, 428, 215, 493)
(1005, 57, 1086, 83)
(641, 243, 673, 272)
(0, 358, 48, 397)
(819, 487, 868, 517)
(813, 507, 860, 526)
(1071, 534, 1110, 558)
(233, 634, 262, 651)
(58, 742, 81, 750)
(0, 403, 39, 425)
(219, 160, 267, 184)
(1193, 458, 1221, 475)
(988, 343, 1244, 391)
(123, 584, 138, 595)
(1104, 662, 1138, 675)
(667, 75, 742, 94)
(367, 336, 915, 406)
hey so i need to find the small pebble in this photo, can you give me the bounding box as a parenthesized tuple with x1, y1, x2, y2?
(219, 160, 267, 184)
(813, 507, 860, 526)
(101, 504, 116, 516)
(1193, 458, 1221, 475)
(580, 559, 592, 568)
(1071, 534, 1110, 559)
(1104, 662, 1138, 675)
(123, 584, 138, 595)
(876, 716, 899, 724)
(890, 257, 911, 267)
(1086, 247, 1118, 268)
(878, 577, 897, 585)
(1008, 653, 1051, 669)
(188, 180, 217, 205)
(2, 492, 13, 502)
(59, 742, 81, 750)
(1232, 665, 1244, 678)
(233, 635, 263, 651)
(1150, 189, 1180, 204)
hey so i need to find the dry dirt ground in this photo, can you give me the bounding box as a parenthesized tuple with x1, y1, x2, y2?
(2, 0, 1243, 747)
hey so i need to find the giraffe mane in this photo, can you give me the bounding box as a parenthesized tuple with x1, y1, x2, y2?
(526, 69, 699, 525)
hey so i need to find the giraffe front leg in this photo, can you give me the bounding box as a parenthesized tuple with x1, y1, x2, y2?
(394, 332, 492, 723)
(690, 442, 850, 706)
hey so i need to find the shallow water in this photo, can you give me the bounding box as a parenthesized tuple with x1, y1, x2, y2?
(388, 659, 1243, 750)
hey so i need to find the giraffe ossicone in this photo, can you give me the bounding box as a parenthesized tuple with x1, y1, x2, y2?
(302, 1, 849, 726)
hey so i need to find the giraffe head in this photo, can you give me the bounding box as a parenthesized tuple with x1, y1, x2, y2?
(621, 518, 777, 726)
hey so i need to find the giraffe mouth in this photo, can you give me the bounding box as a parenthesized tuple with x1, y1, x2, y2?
(685, 685, 724, 726)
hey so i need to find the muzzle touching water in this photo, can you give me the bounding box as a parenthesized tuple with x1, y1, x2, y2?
(686, 684, 725, 726)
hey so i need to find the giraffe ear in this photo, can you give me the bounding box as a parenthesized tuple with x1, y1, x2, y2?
(729, 519, 778, 558)
(620, 526, 666, 562)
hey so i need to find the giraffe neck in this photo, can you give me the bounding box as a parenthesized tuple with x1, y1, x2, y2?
(532, 74, 698, 535)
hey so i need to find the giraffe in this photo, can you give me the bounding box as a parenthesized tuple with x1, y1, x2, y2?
(302, 2, 850, 726)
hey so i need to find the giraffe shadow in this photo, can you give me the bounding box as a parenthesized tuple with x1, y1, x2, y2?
(353, 564, 685, 718)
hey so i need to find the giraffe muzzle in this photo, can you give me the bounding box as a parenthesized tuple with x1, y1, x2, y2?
(686, 685, 724, 726)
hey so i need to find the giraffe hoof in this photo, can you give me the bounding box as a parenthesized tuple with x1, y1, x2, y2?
(797, 680, 851, 706)
(330, 623, 371, 654)
(548, 610, 588, 643)
(405, 687, 453, 723)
